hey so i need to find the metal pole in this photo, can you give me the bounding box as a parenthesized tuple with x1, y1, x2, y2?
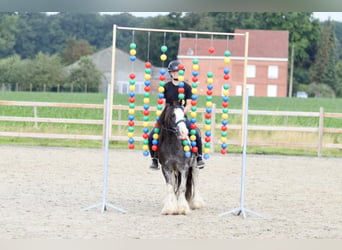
(109, 24, 117, 140)
(241, 32, 249, 146)
(289, 45, 295, 98)
(219, 88, 264, 219)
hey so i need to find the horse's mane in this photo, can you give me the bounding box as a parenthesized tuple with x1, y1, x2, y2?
(157, 101, 182, 144)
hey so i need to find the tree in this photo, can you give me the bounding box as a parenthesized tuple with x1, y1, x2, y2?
(62, 37, 94, 64)
(310, 19, 338, 94)
(65, 56, 102, 92)
(0, 13, 19, 57)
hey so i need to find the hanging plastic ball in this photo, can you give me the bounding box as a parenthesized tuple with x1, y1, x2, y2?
(223, 84, 230, 90)
(224, 68, 230, 74)
(152, 145, 158, 151)
(207, 72, 213, 78)
(160, 68, 166, 75)
(192, 64, 199, 71)
(184, 151, 191, 158)
(193, 58, 199, 64)
(130, 49, 136, 56)
(160, 54, 167, 61)
(224, 58, 231, 64)
(143, 151, 149, 156)
(130, 43, 136, 49)
(145, 62, 152, 68)
(130, 56, 136, 62)
(204, 153, 210, 159)
(161, 45, 168, 52)
(207, 78, 214, 84)
(178, 93, 185, 99)
(224, 50, 231, 57)
(129, 144, 135, 149)
(129, 73, 136, 79)
(208, 47, 215, 54)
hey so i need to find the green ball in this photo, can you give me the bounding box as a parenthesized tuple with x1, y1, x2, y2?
(207, 72, 213, 78)
(143, 116, 149, 121)
(224, 50, 231, 57)
(205, 119, 211, 125)
(144, 92, 150, 98)
(204, 142, 211, 148)
(161, 45, 168, 52)
(157, 104, 163, 110)
(192, 83, 198, 88)
(182, 140, 189, 146)
(128, 126, 134, 132)
(178, 93, 185, 99)
(223, 84, 230, 90)
(154, 128, 160, 133)
(159, 81, 166, 87)
(130, 43, 136, 49)
(206, 96, 213, 101)
(193, 58, 199, 64)
(143, 139, 149, 144)
(190, 129, 197, 135)
(129, 80, 135, 85)
(191, 106, 197, 111)
(129, 103, 135, 109)
(178, 70, 184, 75)
(145, 68, 151, 74)
(221, 131, 228, 137)
(222, 108, 229, 113)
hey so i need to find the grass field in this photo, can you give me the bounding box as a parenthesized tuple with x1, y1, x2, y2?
(1, 91, 341, 157)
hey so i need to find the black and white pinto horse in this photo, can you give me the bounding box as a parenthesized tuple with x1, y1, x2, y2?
(157, 101, 204, 215)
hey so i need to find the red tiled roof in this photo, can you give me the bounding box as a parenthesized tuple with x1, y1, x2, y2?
(178, 29, 289, 58)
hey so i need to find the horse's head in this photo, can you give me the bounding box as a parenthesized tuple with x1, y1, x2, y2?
(159, 101, 188, 139)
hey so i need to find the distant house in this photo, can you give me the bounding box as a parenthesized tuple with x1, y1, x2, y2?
(177, 29, 289, 97)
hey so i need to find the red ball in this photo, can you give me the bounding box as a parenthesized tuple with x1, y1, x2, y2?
(190, 123, 197, 129)
(143, 110, 149, 116)
(129, 97, 135, 103)
(160, 75, 166, 81)
(191, 100, 197, 106)
(154, 122, 160, 128)
(192, 146, 198, 153)
(192, 76, 198, 82)
(178, 87, 184, 93)
(222, 102, 229, 108)
(142, 133, 149, 139)
(208, 47, 215, 54)
(157, 99, 164, 104)
(178, 64, 185, 70)
(221, 125, 227, 131)
(144, 86, 150, 92)
(224, 74, 230, 80)
(205, 137, 211, 142)
(152, 145, 158, 151)
(129, 73, 136, 79)
(128, 120, 134, 126)
(129, 143, 135, 149)
(145, 62, 152, 68)
(205, 113, 211, 119)
(221, 148, 227, 154)
(206, 90, 213, 95)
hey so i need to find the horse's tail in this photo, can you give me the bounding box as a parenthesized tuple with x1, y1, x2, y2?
(185, 167, 193, 201)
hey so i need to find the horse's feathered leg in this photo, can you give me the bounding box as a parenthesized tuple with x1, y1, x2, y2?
(161, 167, 178, 215)
(189, 165, 205, 209)
(177, 167, 191, 215)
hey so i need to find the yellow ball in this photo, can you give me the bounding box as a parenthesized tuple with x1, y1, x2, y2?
(192, 64, 199, 71)
(160, 54, 167, 61)
(223, 90, 229, 96)
(158, 86, 165, 93)
(221, 113, 228, 120)
(221, 137, 227, 143)
(224, 58, 231, 64)
(130, 49, 136, 56)
(178, 75, 184, 82)
(190, 135, 196, 141)
(143, 122, 149, 127)
(156, 110, 162, 116)
(205, 125, 211, 131)
(143, 98, 150, 104)
(129, 85, 135, 91)
(204, 148, 210, 154)
(153, 133, 159, 140)
(207, 78, 213, 84)
(192, 88, 197, 94)
(206, 101, 212, 107)
(184, 146, 190, 151)
(128, 109, 135, 115)
(190, 112, 197, 118)
(143, 145, 149, 150)
(128, 132, 134, 138)
(144, 74, 151, 80)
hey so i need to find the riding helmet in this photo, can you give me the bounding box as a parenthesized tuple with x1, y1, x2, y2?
(167, 60, 185, 72)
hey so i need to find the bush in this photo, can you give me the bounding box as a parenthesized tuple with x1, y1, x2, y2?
(306, 83, 336, 98)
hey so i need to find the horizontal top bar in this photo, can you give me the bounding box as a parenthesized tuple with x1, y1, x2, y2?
(116, 25, 246, 37)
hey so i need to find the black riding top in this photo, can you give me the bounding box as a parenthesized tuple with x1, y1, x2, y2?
(164, 81, 192, 108)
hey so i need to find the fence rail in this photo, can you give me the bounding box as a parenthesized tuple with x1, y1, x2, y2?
(0, 101, 341, 156)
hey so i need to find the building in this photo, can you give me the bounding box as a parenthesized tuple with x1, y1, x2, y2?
(177, 29, 289, 97)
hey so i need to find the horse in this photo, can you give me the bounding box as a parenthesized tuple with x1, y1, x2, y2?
(156, 101, 204, 215)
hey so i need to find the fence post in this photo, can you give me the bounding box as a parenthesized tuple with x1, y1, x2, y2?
(33, 106, 38, 128)
(102, 99, 107, 148)
(318, 107, 324, 157)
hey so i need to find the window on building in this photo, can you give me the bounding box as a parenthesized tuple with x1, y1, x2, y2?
(235, 85, 242, 96)
(118, 81, 143, 94)
(267, 85, 278, 97)
(246, 84, 255, 96)
(247, 65, 256, 78)
(268, 65, 279, 79)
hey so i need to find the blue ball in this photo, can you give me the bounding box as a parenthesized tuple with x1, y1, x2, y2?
(203, 154, 210, 160)
(184, 151, 191, 158)
(190, 118, 196, 123)
(130, 56, 136, 62)
(191, 94, 198, 100)
(152, 139, 159, 145)
(129, 91, 135, 97)
(143, 151, 149, 157)
(221, 143, 227, 149)
(205, 131, 211, 137)
(178, 82, 184, 87)
(192, 70, 199, 76)
(206, 108, 212, 113)
(144, 80, 151, 86)
(158, 93, 164, 99)
(191, 141, 197, 147)
(143, 104, 149, 110)
(207, 84, 214, 90)
(221, 120, 228, 125)
(143, 127, 149, 133)
(128, 115, 134, 121)
(223, 68, 230, 74)
(160, 68, 167, 75)
(128, 138, 135, 144)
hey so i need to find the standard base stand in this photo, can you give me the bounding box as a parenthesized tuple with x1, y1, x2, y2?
(81, 202, 127, 214)
(219, 207, 264, 219)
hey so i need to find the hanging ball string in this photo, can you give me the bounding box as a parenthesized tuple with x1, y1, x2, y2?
(221, 49, 231, 154)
